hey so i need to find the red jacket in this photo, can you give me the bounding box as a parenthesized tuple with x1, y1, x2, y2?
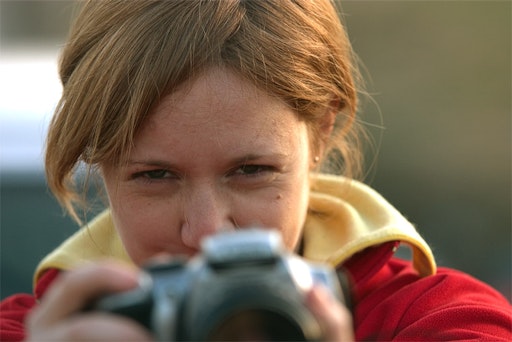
(1, 242, 511, 341)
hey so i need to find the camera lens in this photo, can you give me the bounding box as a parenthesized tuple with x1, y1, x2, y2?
(208, 309, 306, 341)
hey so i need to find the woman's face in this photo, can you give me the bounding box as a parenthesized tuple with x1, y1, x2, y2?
(102, 67, 313, 265)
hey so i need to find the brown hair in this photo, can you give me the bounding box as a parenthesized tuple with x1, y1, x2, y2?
(46, 0, 363, 223)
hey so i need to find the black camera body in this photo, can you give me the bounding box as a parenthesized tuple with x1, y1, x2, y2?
(93, 229, 347, 341)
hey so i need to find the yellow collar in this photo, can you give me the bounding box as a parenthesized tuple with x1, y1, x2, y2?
(303, 174, 435, 277)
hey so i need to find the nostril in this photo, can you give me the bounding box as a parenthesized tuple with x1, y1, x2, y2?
(180, 216, 236, 250)
(180, 217, 197, 249)
(231, 217, 240, 230)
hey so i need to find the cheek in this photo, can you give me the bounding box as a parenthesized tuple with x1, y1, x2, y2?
(245, 182, 309, 251)
(108, 193, 181, 265)
(278, 184, 310, 250)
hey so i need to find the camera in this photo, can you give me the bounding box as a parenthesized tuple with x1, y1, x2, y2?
(92, 229, 348, 341)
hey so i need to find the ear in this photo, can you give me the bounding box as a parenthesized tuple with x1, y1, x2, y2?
(319, 100, 337, 137)
(315, 99, 338, 157)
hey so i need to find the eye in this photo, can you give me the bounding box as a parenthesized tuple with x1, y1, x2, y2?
(132, 169, 174, 181)
(232, 164, 275, 177)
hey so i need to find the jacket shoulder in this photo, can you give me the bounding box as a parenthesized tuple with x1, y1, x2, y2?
(355, 258, 512, 341)
(0, 293, 36, 342)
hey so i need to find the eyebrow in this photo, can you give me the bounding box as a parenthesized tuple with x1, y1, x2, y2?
(125, 153, 288, 168)
(125, 159, 173, 168)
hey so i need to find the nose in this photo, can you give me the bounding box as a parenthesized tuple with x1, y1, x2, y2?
(180, 181, 235, 250)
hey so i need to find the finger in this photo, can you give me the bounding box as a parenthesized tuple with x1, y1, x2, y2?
(27, 313, 153, 342)
(306, 284, 354, 342)
(28, 260, 140, 329)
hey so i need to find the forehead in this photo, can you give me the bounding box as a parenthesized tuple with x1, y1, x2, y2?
(132, 67, 307, 159)
(144, 68, 296, 136)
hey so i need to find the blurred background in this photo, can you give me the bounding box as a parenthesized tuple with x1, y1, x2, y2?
(1, 1, 510, 300)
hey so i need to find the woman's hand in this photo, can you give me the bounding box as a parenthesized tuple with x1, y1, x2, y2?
(306, 284, 354, 342)
(26, 261, 153, 341)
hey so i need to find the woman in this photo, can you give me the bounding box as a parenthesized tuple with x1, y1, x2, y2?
(1, 1, 510, 341)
